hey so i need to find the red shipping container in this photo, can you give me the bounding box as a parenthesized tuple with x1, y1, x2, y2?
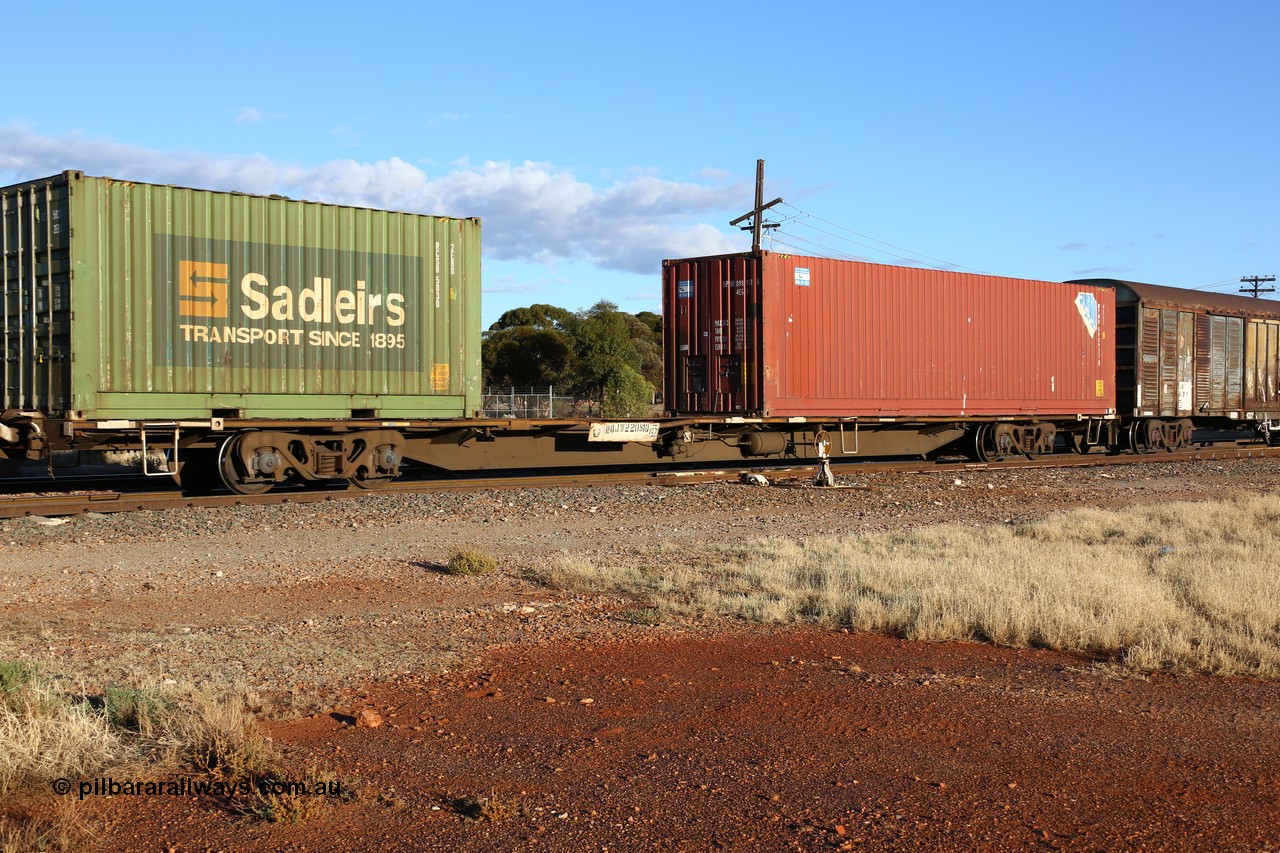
(663, 252, 1116, 418)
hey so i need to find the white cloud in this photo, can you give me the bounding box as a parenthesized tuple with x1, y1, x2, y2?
(0, 124, 746, 274)
(425, 112, 466, 127)
(234, 107, 284, 124)
(484, 275, 544, 295)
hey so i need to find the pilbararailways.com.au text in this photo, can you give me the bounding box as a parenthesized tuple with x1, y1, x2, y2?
(51, 776, 343, 801)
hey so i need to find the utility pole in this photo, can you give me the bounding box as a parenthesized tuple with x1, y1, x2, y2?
(1240, 275, 1277, 298)
(729, 159, 784, 253)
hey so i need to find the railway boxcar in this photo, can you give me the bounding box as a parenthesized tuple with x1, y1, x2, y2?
(663, 252, 1116, 459)
(1070, 279, 1280, 449)
(1, 171, 481, 488)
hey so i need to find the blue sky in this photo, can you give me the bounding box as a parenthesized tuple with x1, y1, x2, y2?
(3, 1, 1276, 324)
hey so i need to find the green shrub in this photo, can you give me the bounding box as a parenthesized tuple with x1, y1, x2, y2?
(0, 661, 35, 711)
(445, 548, 499, 576)
(101, 686, 175, 735)
(601, 364, 655, 418)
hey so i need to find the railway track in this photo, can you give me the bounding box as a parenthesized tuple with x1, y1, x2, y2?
(3, 441, 1278, 521)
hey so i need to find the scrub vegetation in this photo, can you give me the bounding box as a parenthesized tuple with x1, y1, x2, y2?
(445, 547, 500, 576)
(0, 666, 338, 850)
(482, 301, 660, 417)
(535, 493, 1280, 678)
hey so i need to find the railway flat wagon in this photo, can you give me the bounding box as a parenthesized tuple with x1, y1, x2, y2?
(1071, 279, 1280, 450)
(1, 170, 481, 489)
(663, 252, 1117, 459)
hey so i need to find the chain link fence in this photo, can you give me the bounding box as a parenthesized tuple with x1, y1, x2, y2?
(481, 386, 583, 418)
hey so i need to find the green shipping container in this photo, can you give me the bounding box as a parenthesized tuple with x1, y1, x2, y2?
(0, 171, 481, 421)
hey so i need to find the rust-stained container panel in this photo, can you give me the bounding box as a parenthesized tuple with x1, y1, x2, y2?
(663, 254, 760, 413)
(1245, 319, 1280, 410)
(0, 171, 482, 420)
(1195, 313, 1244, 412)
(664, 252, 1115, 418)
(1086, 278, 1280, 419)
(1143, 308, 1196, 416)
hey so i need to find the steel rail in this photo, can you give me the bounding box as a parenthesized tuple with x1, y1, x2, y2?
(2, 443, 1278, 521)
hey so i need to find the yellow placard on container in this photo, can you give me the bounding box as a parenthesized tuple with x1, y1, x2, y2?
(1096, 379, 1105, 397)
(432, 363, 450, 390)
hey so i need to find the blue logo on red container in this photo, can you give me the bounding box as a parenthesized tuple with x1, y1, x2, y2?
(1075, 292, 1099, 337)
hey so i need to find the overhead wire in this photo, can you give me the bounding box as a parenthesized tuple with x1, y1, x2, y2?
(1191, 277, 1255, 294)
(756, 203, 1263, 295)
(776, 202, 993, 274)
(767, 229, 866, 262)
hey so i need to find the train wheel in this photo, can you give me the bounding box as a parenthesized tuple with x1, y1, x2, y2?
(348, 471, 394, 490)
(348, 442, 401, 489)
(991, 424, 1018, 461)
(1172, 418, 1194, 451)
(1130, 419, 1164, 455)
(971, 424, 995, 462)
(217, 434, 276, 495)
(1146, 420, 1166, 453)
(1128, 422, 1148, 454)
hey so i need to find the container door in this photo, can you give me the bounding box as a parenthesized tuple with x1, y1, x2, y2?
(663, 255, 760, 413)
(1, 179, 71, 414)
(1245, 319, 1280, 413)
(1143, 308, 1194, 416)
(1138, 308, 1160, 412)
(1195, 314, 1244, 414)
(1174, 310, 1195, 415)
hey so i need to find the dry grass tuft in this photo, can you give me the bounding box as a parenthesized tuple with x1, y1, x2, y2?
(183, 692, 277, 779)
(0, 667, 301, 842)
(618, 606, 665, 626)
(450, 791, 523, 822)
(536, 493, 1280, 678)
(1, 664, 280, 798)
(0, 800, 98, 853)
(0, 671, 123, 796)
(445, 547, 499, 577)
(236, 765, 349, 824)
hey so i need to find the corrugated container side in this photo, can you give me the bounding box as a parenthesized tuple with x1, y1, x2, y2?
(663, 254, 760, 413)
(0, 177, 72, 414)
(1104, 280, 1280, 419)
(1134, 307, 1196, 416)
(1245, 319, 1280, 410)
(666, 252, 1115, 418)
(2, 172, 481, 420)
(1194, 314, 1243, 413)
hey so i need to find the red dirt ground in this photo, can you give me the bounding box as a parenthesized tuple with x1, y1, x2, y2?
(10, 461, 1280, 851)
(94, 628, 1280, 852)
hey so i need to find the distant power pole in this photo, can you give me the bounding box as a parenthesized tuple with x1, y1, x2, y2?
(1240, 275, 1277, 298)
(729, 159, 784, 252)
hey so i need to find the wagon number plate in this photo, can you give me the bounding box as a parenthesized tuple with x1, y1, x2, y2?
(588, 422, 661, 442)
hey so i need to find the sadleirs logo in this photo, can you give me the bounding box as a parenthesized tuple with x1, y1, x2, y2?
(157, 238, 429, 371)
(1075, 292, 1099, 337)
(178, 261, 230, 318)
